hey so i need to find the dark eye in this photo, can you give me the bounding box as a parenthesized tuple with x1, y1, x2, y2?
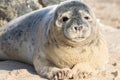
(84, 16, 90, 20)
(62, 16, 69, 22)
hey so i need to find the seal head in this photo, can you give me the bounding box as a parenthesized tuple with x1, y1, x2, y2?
(50, 0, 97, 46)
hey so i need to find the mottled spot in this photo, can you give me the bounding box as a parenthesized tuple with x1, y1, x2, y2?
(81, 49, 86, 53)
(95, 38, 100, 46)
(112, 63, 117, 66)
(88, 40, 94, 46)
(31, 38, 35, 45)
(111, 71, 118, 78)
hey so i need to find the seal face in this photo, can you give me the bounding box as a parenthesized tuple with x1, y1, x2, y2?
(54, 1, 95, 43)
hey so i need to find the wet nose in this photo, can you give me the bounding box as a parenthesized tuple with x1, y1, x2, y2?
(73, 25, 83, 31)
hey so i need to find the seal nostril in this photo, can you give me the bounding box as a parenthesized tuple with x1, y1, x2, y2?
(74, 26, 78, 31)
(74, 26, 83, 31)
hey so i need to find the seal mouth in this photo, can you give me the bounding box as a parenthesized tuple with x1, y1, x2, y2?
(64, 33, 89, 43)
(70, 37, 88, 43)
(63, 28, 91, 43)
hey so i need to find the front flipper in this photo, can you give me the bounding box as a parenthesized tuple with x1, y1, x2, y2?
(69, 63, 98, 79)
(33, 55, 71, 80)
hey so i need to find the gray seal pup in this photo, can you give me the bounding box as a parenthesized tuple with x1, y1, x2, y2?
(0, 0, 108, 80)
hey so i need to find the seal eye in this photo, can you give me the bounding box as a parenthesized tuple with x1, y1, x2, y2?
(84, 16, 90, 20)
(62, 16, 69, 22)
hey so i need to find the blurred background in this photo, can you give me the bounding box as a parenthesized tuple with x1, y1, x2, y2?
(0, 0, 120, 29)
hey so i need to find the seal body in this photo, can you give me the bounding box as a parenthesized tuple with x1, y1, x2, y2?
(0, 5, 57, 64)
(0, 0, 108, 80)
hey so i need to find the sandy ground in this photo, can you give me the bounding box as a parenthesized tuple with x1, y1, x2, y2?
(0, 0, 120, 80)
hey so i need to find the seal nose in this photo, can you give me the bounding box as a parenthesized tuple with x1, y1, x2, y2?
(73, 25, 83, 31)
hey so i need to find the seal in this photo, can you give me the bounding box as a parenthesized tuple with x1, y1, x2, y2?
(0, 0, 108, 80)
